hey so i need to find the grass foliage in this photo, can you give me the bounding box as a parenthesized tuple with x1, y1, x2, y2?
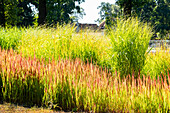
(0, 17, 170, 112)
(0, 48, 169, 112)
(143, 48, 170, 78)
(0, 27, 22, 50)
(0, 25, 110, 68)
(108, 18, 153, 77)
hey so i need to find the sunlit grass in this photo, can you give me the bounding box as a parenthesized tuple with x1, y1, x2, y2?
(0, 24, 170, 79)
(0, 48, 169, 112)
(0, 19, 170, 112)
(108, 17, 153, 78)
(0, 27, 22, 50)
(143, 47, 170, 78)
(0, 25, 109, 68)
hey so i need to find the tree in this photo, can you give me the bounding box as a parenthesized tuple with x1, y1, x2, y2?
(38, 0, 85, 25)
(70, 7, 86, 23)
(0, 0, 38, 27)
(0, 0, 85, 27)
(154, 0, 170, 37)
(96, 2, 121, 24)
(100, 0, 169, 38)
(0, 0, 5, 27)
(38, 0, 47, 25)
(0, 0, 20, 26)
(138, 0, 170, 38)
(17, 0, 37, 26)
(116, 0, 151, 17)
(154, 3, 170, 37)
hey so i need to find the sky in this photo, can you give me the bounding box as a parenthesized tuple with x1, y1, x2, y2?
(78, 0, 116, 24)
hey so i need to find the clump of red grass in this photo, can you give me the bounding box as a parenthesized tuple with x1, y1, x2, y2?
(0, 48, 169, 112)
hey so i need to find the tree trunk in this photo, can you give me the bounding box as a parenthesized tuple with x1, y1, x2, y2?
(38, 0, 47, 25)
(124, 0, 132, 18)
(0, 0, 5, 27)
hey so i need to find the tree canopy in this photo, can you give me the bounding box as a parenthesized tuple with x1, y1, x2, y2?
(97, 0, 169, 38)
(0, 0, 85, 27)
(115, 0, 152, 17)
(139, 0, 170, 37)
(45, 0, 85, 25)
(96, 2, 121, 23)
(0, 0, 169, 38)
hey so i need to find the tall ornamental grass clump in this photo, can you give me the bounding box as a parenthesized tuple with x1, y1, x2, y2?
(18, 25, 74, 60)
(0, 48, 44, 106)
(0, 25, 110, 69)
(108, 17, 153, 78)
(143, 48, 170, 78)
(1, 25, 170, 79)
(0, 48, 170, 112)
(18, 25, 109, 67)
(0, 27, 22, 50)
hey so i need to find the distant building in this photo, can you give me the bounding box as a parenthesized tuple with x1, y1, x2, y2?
(99, 21, 106, 30)
(76, 23, 98, 32)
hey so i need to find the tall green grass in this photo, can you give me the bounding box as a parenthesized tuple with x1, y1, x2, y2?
(108, 17, 153, 78)
(0, 48, 169, 112)
(143, 48, 170, 78)
(0, 25, 108, 68)
(0, 20, 169, 78)
(0, 27, 22, 50)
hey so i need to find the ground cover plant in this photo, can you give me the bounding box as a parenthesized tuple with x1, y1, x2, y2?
(0, 48, 169, 112)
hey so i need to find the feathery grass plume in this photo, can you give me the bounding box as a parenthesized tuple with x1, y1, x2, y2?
(0, 27, 22, 50)
(1, 25, 170, 79)
(143, 48, 170, 78)
(108, 17, 153, 78)
(0, 48, 170, 112)
(0, 48, 44, 106)
(16, 25, 110, 68)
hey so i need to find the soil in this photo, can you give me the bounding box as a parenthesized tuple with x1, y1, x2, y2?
(0, 102, 63, 113)
(0, 102, 89, 113)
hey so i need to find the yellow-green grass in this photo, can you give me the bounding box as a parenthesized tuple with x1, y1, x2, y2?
(0, 18, 169, 78)
(20, 26, 110, 66)
(0, 27, 22, 50)
(143, 48, 170, 78)
(0, 25, 110, 68)
(108, 17, 153, 78)
(0, 48, 169, 112)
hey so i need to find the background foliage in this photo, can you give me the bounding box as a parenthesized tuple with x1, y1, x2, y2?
(0, 0, 85, 27)
(97, 0, 169, 38)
